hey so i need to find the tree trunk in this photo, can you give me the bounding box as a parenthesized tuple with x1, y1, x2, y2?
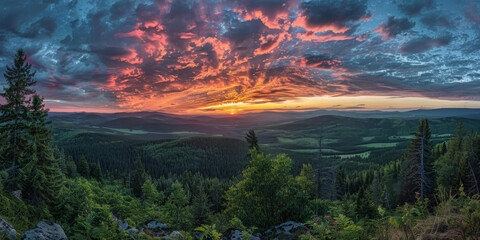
(420, 127, 425, 201)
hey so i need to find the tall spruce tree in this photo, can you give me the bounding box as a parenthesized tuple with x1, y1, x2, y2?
(0, 49, 36, 183)
(77, 156, 90, 178)
(463, 131, 480, 195)
(131, 157, 146, 198)
(245, 129, 260, 151)
(401, 119, 434, 203)
(22, 95, 63, 204)
(164, 181, 191, 229)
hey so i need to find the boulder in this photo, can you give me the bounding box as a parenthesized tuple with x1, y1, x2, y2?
(146, 220, 169, 230)
(11, 190, 22, 200)
(126, 227, 144, 238)
(144, 221, 171, 237)
(265, 221, 308, 237)
(0, 217, 16, 240)
(21, 221, 67, 240)
(222, 229, 260, 240)
(163, 230, 184, 240)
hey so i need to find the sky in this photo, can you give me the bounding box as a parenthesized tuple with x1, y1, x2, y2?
(1, 0, 480, 114)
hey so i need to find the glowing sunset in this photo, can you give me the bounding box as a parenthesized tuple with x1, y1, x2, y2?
(1, 0, 479, 113)
(3, 1, 480, 239)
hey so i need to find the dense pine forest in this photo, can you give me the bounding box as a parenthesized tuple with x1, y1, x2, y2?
(1, 50, 480, 240)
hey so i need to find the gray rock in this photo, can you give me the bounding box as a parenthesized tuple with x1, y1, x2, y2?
(118, 219, 128, 232)
(21, 221, 67, 240)
(0, 216, 16, 240)
(146, 220, 169, 230)
(164, 230, 184, 240)
(112, 215, 128, 232)
(222, 229, 260, 240)
(265, 221, 307, 236)
(126, 227, 144, 238)
(11, 190, 22, 200)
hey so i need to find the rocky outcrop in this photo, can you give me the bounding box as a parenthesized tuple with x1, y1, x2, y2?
(222, 228, 260, 240)
(144, 220, 173, 237)
(126, 227, 144, 238)
(21, 221, 67, 240)
(265, 221, 308, 239)
(146, 220, 169, 230)
(125, 220, 182, 239)
(0, 217, 16, 240)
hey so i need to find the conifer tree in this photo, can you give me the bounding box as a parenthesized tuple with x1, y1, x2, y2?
(89, 161, 102, 182)
(65, 156, 78, 178)
(245, 129, 260, 151)
(21, 95, 64, 205)
(0, 49, 36, 183)
(77, 156, 90, 178)
(164, 181, 191, 229)
(435, 122, 472, 196)
(192, 184, 212, 226)
(401, 119, 434, 203)
(131, 157, 146, 198)
(464, 131, 480, 195)
(441, 142, 447, 155)
(355, 187, 378, 220)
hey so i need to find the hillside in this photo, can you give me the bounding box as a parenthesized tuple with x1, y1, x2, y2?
(59, 133, 248, 179)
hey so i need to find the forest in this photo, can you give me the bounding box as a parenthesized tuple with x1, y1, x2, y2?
(1, 50, 480, 240)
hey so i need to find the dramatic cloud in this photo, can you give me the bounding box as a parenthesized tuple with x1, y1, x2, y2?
(400, 34, 453, 53)
(420, 13, 453, 30)
(373, 16, 416, 40)
(295, 0, 372, 33)
(0, 0, 479, 113)
(397, 0, 435, 16)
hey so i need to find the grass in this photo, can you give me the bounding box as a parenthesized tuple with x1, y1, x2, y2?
(357, 142, 399, 148)
(103, 127, 152, 134)
(277, 137, 318, 148)
(337, 151, 371, 159)
(362, 136, 375, 141)
(388, 135, 413, 140)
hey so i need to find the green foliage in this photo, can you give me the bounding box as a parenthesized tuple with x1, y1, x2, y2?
(225, 149, 313, 228)
(191, 184, 212, 226)
(436, 123, 480, 197)
(131, 157, 146, 198)
(194, 224, 222, 240)
(77, 156, 90, 178)
(0, 51, 65, 207)
(164, 181, 192, 229)
(245, 129, 260, 151)
(142, 179, 163, 206)
(301, 214, 365, 240)
(354, 187, 378, 221)
(0, 49, 36, 173)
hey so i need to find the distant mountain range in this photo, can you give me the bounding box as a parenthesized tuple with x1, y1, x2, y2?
(48, 108, 480, 173)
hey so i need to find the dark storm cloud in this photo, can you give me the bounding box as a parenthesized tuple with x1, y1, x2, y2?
(374, 16, 416, 39)
(400, 34, 452, 53)
(90, 46, 133, 58)
(397, 0, 435, 16)
(420, 13, 453, 30)
(303, 54, 341, 69)
(21, 17, 57, 38)
(224, 19, 266, 47)
(110, 0, 135, 20)
(299, 0, 371, 31)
